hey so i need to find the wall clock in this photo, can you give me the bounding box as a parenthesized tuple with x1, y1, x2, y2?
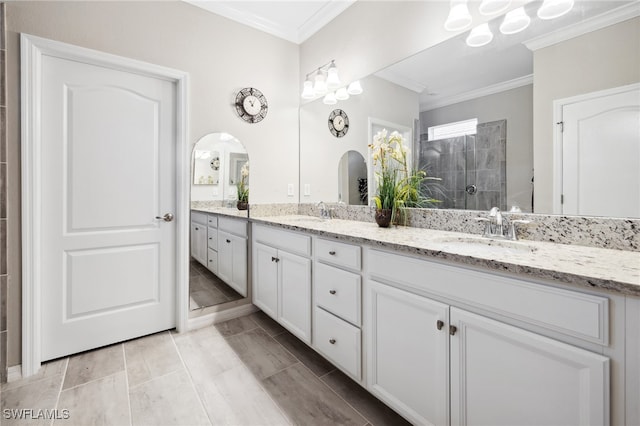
(328, 109, 349, 137)
(235, 87, 268, 123)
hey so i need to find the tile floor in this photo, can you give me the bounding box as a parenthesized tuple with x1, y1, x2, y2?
(1, 311, 411, 426)
(189, 258, 244, 310)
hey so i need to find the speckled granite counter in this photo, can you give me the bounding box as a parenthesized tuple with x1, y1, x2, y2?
(191, 206, 249, 218)
(250, 215, 640, 297)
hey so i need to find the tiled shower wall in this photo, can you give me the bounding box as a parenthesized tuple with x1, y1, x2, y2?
(0, 2, 7, 383)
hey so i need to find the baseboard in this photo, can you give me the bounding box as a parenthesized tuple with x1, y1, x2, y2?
(7, 365, 23, 382)
(186, 303, 258, 331)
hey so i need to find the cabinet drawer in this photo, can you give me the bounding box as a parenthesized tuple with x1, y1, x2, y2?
(207, 215, 218, 228)
(207, 227, 217, 250)
(219, 217, 247, 238)
(314, 307, 361, 380)
(207, 248, 218, 274)
(368, 249, 609, 345)
(253, 224, 311, 257)
(315, 262, 361, 326)
(191, 211, 207, 225)
(316, 238, 361, 271)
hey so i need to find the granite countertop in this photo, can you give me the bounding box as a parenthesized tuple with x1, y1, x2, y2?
(191, 206, 249, 218)
(250, 215, 640, 297)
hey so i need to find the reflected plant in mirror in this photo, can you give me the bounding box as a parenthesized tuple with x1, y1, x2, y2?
(236, 161, 249, 210)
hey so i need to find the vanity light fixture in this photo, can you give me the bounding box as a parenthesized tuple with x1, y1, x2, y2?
(347, 80, 363, 95)
(444, 0, 473, 31)
(479, 0, 511, 16)
(500, 7, 530, 34)
(313, 71, 328, 96)
(537, 0, 574, 20)
(466, 23, 494, 47)
(302, 59, 345, 99)
(323, 92, 337, 105)
(326, 61, 341, 90)
(301, 80, 315, 99)
(335, 87, 350, 101)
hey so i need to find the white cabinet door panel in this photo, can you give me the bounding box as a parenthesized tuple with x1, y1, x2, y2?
(253, 242, 279, 319)
(278, 251, 312, 343)
(450, 308, 609, 426)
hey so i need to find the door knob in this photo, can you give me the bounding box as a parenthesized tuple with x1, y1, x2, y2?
(155, 213, 174, 222)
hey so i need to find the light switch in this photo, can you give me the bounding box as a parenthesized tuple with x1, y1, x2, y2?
(287, 183, 294, 196)
(304, 184, 311, 196)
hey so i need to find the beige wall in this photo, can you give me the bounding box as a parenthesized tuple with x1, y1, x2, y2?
(533, 17, 640, 213)
(5, 1, 299, 366)
(421, 84, 534, 212)
(299, 75, 418, 203)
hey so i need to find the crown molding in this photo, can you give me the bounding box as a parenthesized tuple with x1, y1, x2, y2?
(421, 74, 533, 112)
(524, 1, 640, 51)
(184, 0, 355, 44)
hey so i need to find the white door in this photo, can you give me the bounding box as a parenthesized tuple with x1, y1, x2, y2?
(366, 280, 449, 426)
(562, 85, 640, 217)
(450, 308, 609, 426)
(40, 52, 177, 361)
(278, 251, 311, 343)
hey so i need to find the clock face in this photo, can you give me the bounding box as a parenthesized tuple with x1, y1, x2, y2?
(235, 88, 268, 123)
(328, 109, 349, 137)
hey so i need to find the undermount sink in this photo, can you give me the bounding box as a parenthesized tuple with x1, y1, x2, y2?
(432, 236, 538, 255)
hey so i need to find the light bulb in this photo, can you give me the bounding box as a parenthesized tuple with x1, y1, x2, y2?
(500, 7, 530, 34)
(537, 0, 574, 20)
(444, 0, 472, 31)
(335, 87, 350, 100)
(479, 0, 511, 16)
(323, 92, 337, 105)
(326, 61, 341, 90)
(301, 80, 315, 99)
(313, 72, 327, 96)
(347, 80, 363, 95)
(466, 23, 493, 47)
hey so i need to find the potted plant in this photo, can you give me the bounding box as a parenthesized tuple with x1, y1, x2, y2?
(237, 161, 249, 210)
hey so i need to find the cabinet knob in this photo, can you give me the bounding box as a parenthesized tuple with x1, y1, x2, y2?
(449, 325, 458, 336)
(195, 227, 199, 230)
(329, 290, 337, 295)
(436, 320, 444, 330)
(271, 256, 280, 263)
(329, 251, 336, 255)
(226, 239, 231, 243)
(329, 338, 336, 344)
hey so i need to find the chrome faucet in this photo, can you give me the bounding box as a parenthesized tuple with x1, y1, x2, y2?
(317, 201, 331, 220)
(475, 207, 529, 240)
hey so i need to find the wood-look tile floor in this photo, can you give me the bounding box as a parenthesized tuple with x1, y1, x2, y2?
(189, 258, 244, 310)
(0, 311, 411, 426)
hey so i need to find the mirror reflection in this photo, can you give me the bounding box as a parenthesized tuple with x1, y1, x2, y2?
(190, 132, 248, 311)
(299, 1, 639, 218)
(338, 150, 368, 205)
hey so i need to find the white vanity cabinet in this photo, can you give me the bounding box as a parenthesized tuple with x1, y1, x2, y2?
(190, 212, 208, 265)
(366, 248, 610, 426)
(216, 217, 248, 297)
(313, 238, 363, 380)
(252, 225, 312, 343)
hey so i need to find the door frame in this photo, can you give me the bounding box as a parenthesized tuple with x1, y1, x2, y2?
(21, 33, 190, 377)
(552, 82, 640, 214)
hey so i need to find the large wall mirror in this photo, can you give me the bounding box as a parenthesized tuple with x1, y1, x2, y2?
(190, 132, 249, 311)
(299, 1, 639, 218)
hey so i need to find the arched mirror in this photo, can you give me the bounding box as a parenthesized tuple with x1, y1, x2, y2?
(338, 150, 368, 205)
(190, 132, 248, 311)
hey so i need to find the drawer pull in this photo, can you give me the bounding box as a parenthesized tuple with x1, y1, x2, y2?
(329, 251, 336, 255)
(329, 290, 337, 295)
(436, 320, 444, 330)
(329, 338, 336, 345)
(449, 325, 458, 336)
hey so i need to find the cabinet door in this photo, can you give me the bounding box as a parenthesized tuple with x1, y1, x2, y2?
(278, 250, 312, 343)
(366, 280, 450, 426)
(450, 308, 609, 426)
(190, 222, 207, 265)
(253, 242, 279, 319)
(217, 230, 247, 297)
(217, 230, 233, 287)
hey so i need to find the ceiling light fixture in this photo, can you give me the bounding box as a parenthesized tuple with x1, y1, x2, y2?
(466, 23, 494, 47)
(537, 0, 575, 20)
(479, 0, 511, 16)
(500, 7, 530, 34)
(347, 81, 363, 95)
(444, 0, 472, 31)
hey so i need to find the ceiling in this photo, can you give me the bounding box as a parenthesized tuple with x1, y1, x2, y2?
(184, 0, 356, 44)
(375, 1, 638, 111)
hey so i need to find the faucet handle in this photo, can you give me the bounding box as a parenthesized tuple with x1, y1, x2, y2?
(475, 217, 492, 237)
(508, 219, 531, 240)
